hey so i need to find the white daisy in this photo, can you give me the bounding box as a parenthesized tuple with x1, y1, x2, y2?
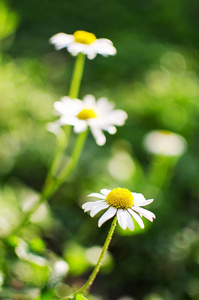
(82, 187, 156, 230)
(49, 30, 116, 59)
(54, 94, 127, 146)
(144, 130, 186, 156)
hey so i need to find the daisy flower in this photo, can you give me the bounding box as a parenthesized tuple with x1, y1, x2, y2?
(82, 187, 156, 230)
(54, 94, 127, 146)
(144, 130, 186, 156)
(49, 30, 116, 59)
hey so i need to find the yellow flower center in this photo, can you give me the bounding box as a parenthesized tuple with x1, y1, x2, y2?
(106, 187, 134, 209)
(74, 30, 97, 45)
(77, 108, 97, 120)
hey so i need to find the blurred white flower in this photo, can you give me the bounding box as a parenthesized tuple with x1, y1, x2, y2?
(144, 130, 186, 156)
(82, 187, 155, 230)
(50, 30, 116, 59)
(53, 260, 69, 277)
(46, 122, 62, 137)
(54, 94, 127, 146)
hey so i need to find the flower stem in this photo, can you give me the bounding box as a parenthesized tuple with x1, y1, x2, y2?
(9, 53, 87, 237)
(43, 126, 70, 192)
(44, 129, 88, 199)
(69, 53, 86, 99)
(63, 216, 117, 300)
(43, 53, 86, 190)
(44, 52, 86, 192)
(9, 129, 88, 236)
(147, 155, 177, 191)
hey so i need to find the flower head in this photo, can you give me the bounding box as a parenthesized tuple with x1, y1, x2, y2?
(54, 94, 127, 146)
(82, 187, 156, 230)
(144, 130, 186, 156)
(50, 30, 116, 59)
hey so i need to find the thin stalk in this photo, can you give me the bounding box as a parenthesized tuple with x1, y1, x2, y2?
(43, 52, 86, 193)
(9, 129, 88, 236)
(63, 216, 117, 300)
(69, 53, 86, 99)
(43, 126, 70, 193)
(44, 129, 88, 199)
(147, 155, 177, 190)
(10, 54, 87, 236)
(9, 194, 46, 237)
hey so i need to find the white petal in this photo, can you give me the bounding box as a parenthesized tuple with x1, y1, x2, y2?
(67, 43, 85, 56)
(96, 97, 115, 113)
(107, 110, 128, 125)
(106, 126, 117, 134)
(133, 207, 156, 222)
(50, 33, 74, 50)
(61, 97, 82, 109)
(98, 207, 117, 227)
(100, 189, 111, 196)
(90, 128, 106, 146)
(135, 199, 154, 207)
(95, 38, 114, 45)
(83, 94, 96, 106)
(92, 39, 116, 56)
(132, 192, 146, 201)
(80, 44, 97, 59)
(128, 209, 144, 229)
(117, 209, 128, 230)
(133, 193, 154, 207)
(54, 98, 81, 116)
(74, 121, 88, 133)
(88, 193, 106, 199)
(57, 116, 77, 126)
(68, 43, 96, 59)
(46, 122, 62, 136)
(82, 201, 99, 212)
(90, 202, 110, 217)
(86, 52, 97, 60)
(54, 101, 68, 115)
(125, 211, 135, 231)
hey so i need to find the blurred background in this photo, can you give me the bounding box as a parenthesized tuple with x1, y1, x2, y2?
(1, 0, 199, 299)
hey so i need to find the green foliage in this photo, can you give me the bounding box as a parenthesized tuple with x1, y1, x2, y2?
(0, 0, 19, 41)
(64, 242, 90, 276)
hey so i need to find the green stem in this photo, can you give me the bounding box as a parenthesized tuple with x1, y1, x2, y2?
(147, 155, 177, 188)
(9, 129, 88, 236)
(9, 194, 46, 237)
(44, 129, 88, 199)
(43, 53, 86, 192)
(43, 126, 70, 192)
(4, 51, 88, 271)
(44, 53, 86, 192)
(69, 53, 86, 99)
(63, 216, 117, 300)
